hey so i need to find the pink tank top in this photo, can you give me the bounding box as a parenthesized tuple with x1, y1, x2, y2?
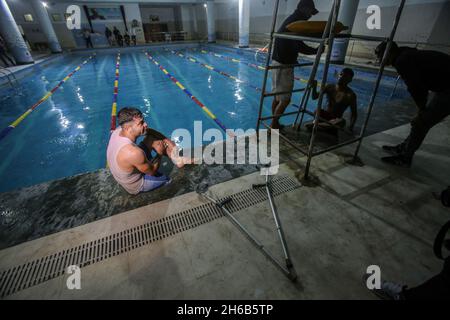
(107, 127, 144, 194)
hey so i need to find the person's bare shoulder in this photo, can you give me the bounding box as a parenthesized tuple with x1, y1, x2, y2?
(348, 88, 357, 100)
(118, 144, 146, 166)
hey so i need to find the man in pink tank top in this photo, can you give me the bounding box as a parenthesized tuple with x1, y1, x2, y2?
(107, 107, 194, 194)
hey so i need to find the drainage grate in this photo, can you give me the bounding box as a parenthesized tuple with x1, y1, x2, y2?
(0, 175, 300, 298)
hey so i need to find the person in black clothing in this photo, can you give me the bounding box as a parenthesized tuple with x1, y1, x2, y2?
(270, 0, 320, 129)
(0, 35, 16, 67)
(83, 29, 93, 48)
(368, 218, 450, 300)
(105, 27, 113, 46)
(124, 31, 131, 46)
(113, 27, 123, 47)
(375, 41, 450, 167)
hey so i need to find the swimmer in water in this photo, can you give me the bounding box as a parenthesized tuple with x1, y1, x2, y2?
(306, 67, 358, 133)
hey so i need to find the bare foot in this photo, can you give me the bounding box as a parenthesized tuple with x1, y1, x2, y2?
(174, 157, 200, 168)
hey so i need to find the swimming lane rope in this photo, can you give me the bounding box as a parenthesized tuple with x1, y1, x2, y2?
(143, 51, 234, 138)
(0, 54, 96, 142)
(164, 48, 262, 92)
(110, 52, 120, 133)
(194, 48, 311, 85)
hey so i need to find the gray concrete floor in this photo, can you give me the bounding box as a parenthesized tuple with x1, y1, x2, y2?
(1, 118, 449, 299)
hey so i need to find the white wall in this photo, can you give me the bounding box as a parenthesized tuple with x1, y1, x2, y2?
(213, 0, 450, 52)
(7, 0, 447, 51)
(215, 1, 238, 39)
(123, 3, 145, 44)
(6, 0, 50, 46)
(5, 0, 148, 49)
(140, 5, 179, 32)
(195, 3, 207, 40)
(140, 6, 175, 24)
(180, 4, 196, 40)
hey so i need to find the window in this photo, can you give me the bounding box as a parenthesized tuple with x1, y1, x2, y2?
(52, 14, 62, 22)
(24, 14, 34, 22)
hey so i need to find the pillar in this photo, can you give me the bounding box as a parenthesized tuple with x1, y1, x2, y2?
(0, 0, 34, 64)
(192, 4, 199, 37)
(238, 0, 250, 48)
(30, 0, 62, 53)
(331, 0, 360, 64)
(206, 0, 215, 43)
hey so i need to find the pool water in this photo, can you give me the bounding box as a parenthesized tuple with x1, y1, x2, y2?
(0, 44, 409, 193)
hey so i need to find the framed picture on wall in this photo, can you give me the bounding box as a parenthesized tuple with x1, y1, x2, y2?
(24, 14, 34, 22)
(87, 7, 122, 20)
(52, 14, 62, 22)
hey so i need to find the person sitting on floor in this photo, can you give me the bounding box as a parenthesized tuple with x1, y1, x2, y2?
(306, 68, 358, 134)
(106, 107, 195, 195)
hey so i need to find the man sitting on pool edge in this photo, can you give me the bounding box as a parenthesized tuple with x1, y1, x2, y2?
(107, 107, 195, 195)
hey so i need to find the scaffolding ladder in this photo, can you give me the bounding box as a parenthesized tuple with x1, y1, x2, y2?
(256, 0, 407, 179)
(0, 66, 19, 90)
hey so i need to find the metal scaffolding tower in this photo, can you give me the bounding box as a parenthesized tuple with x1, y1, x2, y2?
(256, 0, 407, 179)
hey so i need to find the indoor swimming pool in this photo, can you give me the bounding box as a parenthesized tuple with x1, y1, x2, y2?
(0, 44, 411, 192)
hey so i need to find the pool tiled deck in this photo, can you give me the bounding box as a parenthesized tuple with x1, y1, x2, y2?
(1, 117, 449, 299)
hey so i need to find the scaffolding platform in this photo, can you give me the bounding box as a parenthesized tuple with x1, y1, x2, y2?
(256, 0, 407, 179)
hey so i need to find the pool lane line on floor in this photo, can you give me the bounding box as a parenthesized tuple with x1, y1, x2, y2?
(164, 48, 261, 92)
(0, 54, 96, 142)
(193, 47, 311, 85)
(110, 52, 121, 133)
(144, 51, 234, 138)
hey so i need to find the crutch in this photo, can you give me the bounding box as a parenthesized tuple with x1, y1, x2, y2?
(196, 180, 297, 282)
(252, 166, 297, 280)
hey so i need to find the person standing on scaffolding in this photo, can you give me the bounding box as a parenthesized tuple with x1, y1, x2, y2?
(270, 0, 320, 130)
(375, 41, 450, 168)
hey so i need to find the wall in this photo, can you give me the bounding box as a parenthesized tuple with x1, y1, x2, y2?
(140, 6, 177, 32)
(194, 3, 207, 40)
(6, 0, 50, 47)
(215, 1, 238, 40)
(5, 0, 147, 49)
(123, 3, 145, 44)
(180, 4, 200, 40)
(213, 0, 450, 53)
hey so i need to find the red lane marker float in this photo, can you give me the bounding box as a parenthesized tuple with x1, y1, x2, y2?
(0, 54, 96, 142)
(194, 48, 310, 84)
(144, 52, 234, 138)
(110, 52, 121, 133)
(164, 48, 262, 92)
(168, 49, 305, 112)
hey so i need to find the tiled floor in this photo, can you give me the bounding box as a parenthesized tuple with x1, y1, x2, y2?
(1, 117, 449, 299)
